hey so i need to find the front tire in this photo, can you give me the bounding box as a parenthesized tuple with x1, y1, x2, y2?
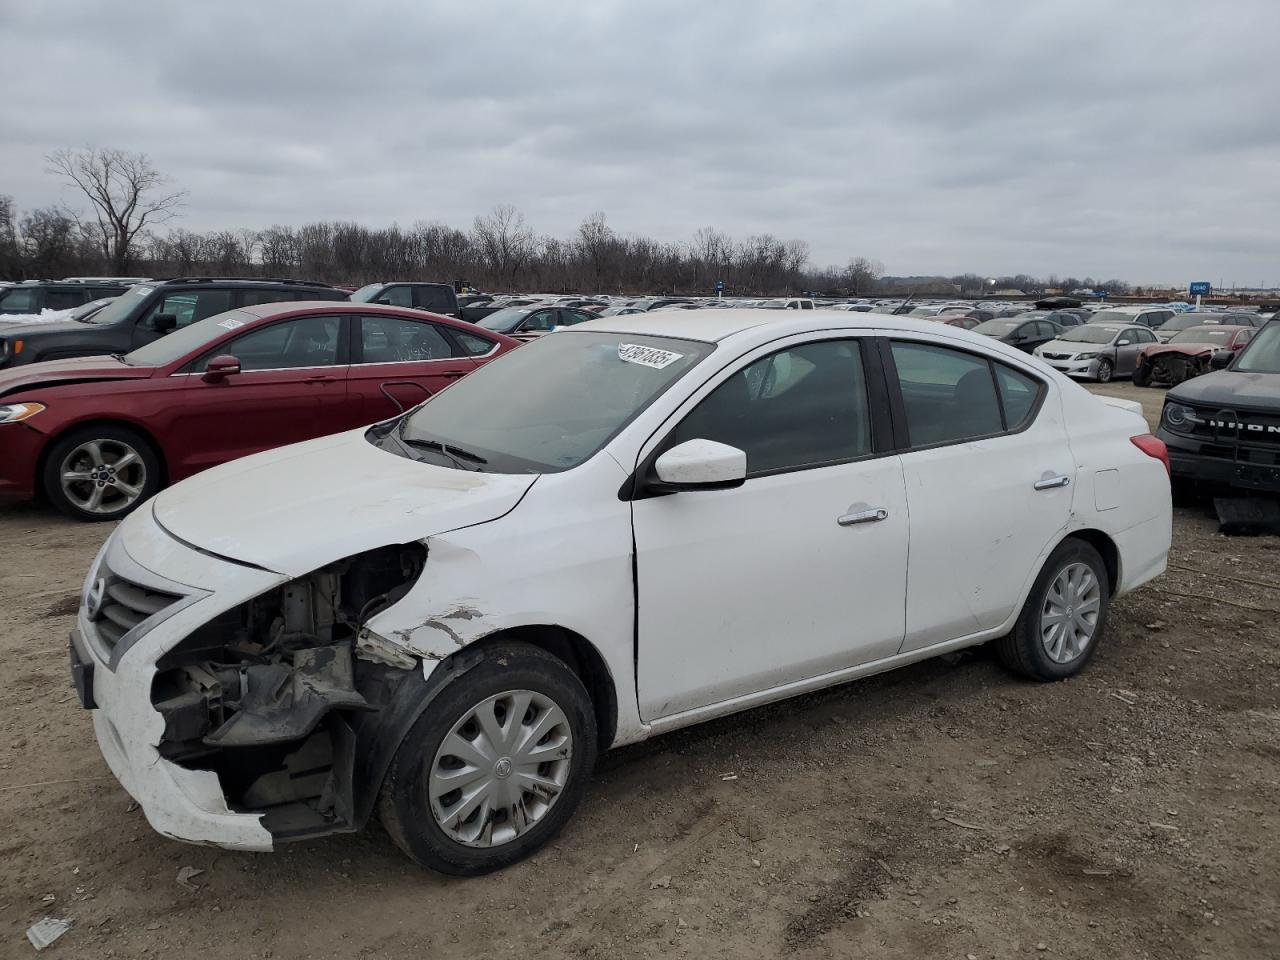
(996, 539, 1111, 681)
(378, 642, 598, 875)
(1132, 364, 1152, 387)
(42, 425, 161, 522)
(1095, 358, 1114, 383)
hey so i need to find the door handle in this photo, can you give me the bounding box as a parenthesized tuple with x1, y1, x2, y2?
(303, 375, 338, 384)
(1034, 475, 1071, 490)
(837, 508, 888, 526)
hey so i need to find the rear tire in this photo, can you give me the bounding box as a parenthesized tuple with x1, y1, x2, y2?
(42, 425, 161, 522)
(378, 642, 597, 875)
(996, 539, 1111, 681)
(1095, 358, 1114, 383)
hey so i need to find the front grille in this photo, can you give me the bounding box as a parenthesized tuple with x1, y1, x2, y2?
(1176, 403, 1280, 452)
(88, 560, 182, 652)
(1042, 352, 1073, 361)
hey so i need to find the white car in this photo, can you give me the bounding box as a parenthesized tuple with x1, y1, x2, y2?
(69, 311, 1172, 875)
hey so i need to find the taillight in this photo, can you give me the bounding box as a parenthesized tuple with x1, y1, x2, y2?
(1131, 434, 1170, 476)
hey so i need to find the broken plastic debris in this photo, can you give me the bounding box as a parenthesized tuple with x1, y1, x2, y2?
(176, 866, 205, 891)
(26, 917, 72, 951)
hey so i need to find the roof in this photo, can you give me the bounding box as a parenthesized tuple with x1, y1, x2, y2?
(576, 308, 985, 344)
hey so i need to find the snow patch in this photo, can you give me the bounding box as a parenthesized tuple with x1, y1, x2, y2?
(0, 308, 75, 325)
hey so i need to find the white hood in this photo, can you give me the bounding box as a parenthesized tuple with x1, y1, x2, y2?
(152, 429, 537, 576)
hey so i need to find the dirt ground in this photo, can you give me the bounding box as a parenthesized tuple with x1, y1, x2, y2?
(1, 382, 1277, 959)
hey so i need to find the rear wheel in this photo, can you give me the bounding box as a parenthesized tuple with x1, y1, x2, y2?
(1095, 358, 1114, 383)
(378, 642, 597, 875)
(42, 425, 161, 522)
(996, 539, 1111, 681)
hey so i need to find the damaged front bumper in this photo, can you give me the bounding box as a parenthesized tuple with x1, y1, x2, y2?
(71, 508, 433, 851)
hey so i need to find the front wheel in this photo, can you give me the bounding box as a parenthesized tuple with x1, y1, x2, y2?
(378, 642, 598, 875)
(1132, 364, 1152, 387)
(1094, 358, 1114, 383)
(42, 425, 161, 522)
(996, 539, 1111, 681)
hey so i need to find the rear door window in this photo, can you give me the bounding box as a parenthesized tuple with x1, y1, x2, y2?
(45, 289, 87, 310)
(359, 315, 459, 362)
(891, 342, 1003, 447)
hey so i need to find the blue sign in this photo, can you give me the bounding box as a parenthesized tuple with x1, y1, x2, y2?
(1189, 281, 1212, 296)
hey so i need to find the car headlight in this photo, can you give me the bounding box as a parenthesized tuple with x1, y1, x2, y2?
(0, 402, 45, 423)
(1163, 402, 1197, 430)
(1074, 351, 1099, 359)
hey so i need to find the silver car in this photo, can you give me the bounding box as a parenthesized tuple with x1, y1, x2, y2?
(1034, 323, 1159, 382)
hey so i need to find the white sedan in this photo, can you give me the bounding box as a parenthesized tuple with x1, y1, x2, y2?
(69, 310, 1172, 874)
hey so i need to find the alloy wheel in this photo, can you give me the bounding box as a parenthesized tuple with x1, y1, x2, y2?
(59, 439, 147, 515)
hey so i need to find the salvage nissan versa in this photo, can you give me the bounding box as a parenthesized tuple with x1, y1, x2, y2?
(70, 310, 1172, 875)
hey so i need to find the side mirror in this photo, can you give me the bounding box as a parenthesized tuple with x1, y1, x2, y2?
(1117, 339, 1132, 346)
(651, 439, 746, 491)
(1211, 351, 1235, 370)
(202, 355, 241, 383)
(150, 313, 178, 334)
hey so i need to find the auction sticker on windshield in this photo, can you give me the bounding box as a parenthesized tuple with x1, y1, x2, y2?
(217, 317, 246, 330)
(618, 343, 684, 369)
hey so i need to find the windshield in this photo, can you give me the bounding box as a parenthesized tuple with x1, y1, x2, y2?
(1088, 310, 1136, 325)
(1170, 327, 1237, 345)
(387, 331, 714, 473)
(349, 283, 384, 303)
(973, 319, 1020, 335)
(122, 310, 251, 366)
(84, 284, 153, 324)
(1160, 314, 1209, 331)
(1234, 324, 1280, 373)
(477, 307, 534, 332)
(1061, 326, 1121, 344)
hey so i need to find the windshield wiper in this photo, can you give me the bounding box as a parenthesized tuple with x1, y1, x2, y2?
(110, 353, 131, 365)
(396, 434, 488, 469)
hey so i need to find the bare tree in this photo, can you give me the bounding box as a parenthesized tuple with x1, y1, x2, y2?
(46, 147, 186, 274)
(845, 256, 884, 295)
(471, 205, 534, 283)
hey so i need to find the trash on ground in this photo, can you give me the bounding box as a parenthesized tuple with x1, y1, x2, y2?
(26, 918, 72, 951)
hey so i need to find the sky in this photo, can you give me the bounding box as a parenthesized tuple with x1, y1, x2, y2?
(2, 0, 1278, 287)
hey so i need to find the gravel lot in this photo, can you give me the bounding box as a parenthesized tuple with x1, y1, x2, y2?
(2, 382, 1277, 959)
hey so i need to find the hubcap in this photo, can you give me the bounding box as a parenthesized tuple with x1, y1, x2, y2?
(428, 689, 573, 848)
(1040, 562, 1102, 663)
(60, 439, 146, 515)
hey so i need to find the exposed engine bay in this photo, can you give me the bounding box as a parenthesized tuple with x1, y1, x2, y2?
(150, 543, 427, 838)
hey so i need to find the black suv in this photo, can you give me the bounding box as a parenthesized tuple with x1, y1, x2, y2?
(0, 277, 348, 368)
(1157, 318, 1280, 493)
(0, 279, 140, 315)
(350, 282, 460, 317)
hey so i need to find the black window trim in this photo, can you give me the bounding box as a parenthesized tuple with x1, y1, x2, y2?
(881, 336, 1049, 453)
(624, 332, 896, 501)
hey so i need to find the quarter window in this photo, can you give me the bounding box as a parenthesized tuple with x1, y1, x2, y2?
(994, 364, 1040, 430)
(454, 331, 497, 356)
(672, 339, 872, 476)
(360, 316, 457, 362)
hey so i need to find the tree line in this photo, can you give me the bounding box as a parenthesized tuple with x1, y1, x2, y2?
(0, 146, 1135, 297)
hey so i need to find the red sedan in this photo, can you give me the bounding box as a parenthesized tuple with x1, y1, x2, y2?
(0, 302, 518, 520)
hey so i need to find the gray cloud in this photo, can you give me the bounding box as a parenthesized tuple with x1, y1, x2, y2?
(1, 0, 1277, 286)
